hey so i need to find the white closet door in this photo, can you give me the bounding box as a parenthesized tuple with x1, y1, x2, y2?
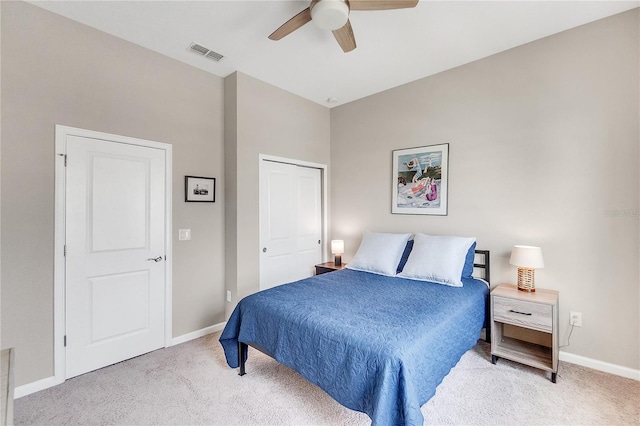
(260, 161, 322, 291)
(295, 166, 322, 280)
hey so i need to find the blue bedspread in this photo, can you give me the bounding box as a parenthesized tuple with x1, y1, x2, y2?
(219, 269, 488, 426)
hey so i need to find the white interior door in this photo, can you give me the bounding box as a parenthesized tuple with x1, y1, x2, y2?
(260, 160, 322, 290)
(65, 135, 166, 378)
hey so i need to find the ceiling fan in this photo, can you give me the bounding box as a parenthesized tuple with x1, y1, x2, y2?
(268, 0, 419, 53)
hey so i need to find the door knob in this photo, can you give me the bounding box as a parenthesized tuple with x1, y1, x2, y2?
(262, 247, 267, 253)
(318, 240, 321, 244)
(147, 256, 163, 262)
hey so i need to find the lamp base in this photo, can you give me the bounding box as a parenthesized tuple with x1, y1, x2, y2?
(334, 255, 342, 266)
(517, 267, 536, 292)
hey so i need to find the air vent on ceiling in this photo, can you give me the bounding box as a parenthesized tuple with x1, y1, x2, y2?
(188, 42, 224, 62)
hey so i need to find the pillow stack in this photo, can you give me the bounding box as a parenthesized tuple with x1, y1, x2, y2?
(397, 233, 476, 287)
(346, 232, 412, 276)
(347, 232, 476, 287)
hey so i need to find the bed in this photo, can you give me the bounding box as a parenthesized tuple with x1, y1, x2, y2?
(220, 233, 490, 426)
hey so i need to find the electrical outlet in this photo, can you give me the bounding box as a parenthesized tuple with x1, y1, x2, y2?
(570, 311, 582, 327)
(226, 291, 232, 303)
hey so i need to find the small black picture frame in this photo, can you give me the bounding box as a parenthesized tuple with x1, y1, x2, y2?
(185, 176, 215, 202)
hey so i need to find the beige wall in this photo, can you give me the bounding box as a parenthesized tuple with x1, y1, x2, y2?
(330, 9, 639, 369)
(224, 72, 331, 316)
(1, 1, 226, 386)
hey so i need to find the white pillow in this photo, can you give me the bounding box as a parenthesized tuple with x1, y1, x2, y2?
(397, 234, 476, 287)
(346, 232, 412, 276)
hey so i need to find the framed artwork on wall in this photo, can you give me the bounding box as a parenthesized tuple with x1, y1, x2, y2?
(185, 175, 216, 202)
(392, 143, 449, 215)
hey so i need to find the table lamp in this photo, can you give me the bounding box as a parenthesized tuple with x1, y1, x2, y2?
(331, 240, 344, 266)
(509, 245, 544, 292)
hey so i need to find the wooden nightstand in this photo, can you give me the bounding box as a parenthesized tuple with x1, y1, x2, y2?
(490, 284, 559, 382)
(315, 261, 348, 275)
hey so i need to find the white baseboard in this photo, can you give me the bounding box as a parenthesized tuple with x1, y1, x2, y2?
(14, 375, 62, 399)
(560, 350, 640, 381)
(170, 322, 226, 346)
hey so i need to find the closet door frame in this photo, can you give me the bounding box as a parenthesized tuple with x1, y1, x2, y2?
(258, 154, 328, 289)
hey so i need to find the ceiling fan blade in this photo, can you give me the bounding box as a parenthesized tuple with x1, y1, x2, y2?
(268, 7, 312, 40)
(349, 0, 419, 11)
(332, 19, 356, 53)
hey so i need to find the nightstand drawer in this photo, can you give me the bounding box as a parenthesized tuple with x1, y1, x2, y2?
(493, 296, 552, 332)
(315, 265, 337, 275)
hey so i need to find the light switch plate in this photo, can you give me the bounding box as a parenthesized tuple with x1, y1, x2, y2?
(178, 229, 191, 241)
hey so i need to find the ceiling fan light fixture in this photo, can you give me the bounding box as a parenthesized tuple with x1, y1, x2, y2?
(311, 0, 349, 31)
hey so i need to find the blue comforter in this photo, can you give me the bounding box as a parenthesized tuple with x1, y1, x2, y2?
(220, 269, 488, 426)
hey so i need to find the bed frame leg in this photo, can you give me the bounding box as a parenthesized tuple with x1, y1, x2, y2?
(238, 342, 247, 376)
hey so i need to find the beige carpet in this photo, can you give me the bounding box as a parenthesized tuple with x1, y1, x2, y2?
(15, 331, 640, 425)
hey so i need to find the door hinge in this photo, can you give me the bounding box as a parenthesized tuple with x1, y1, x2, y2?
(64, 245, 67, 257)
(58, 153, 67, 167)
(64, 335, 67, 347)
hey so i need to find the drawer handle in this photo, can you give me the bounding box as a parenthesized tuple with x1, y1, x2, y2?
(509, 309, 532, 316)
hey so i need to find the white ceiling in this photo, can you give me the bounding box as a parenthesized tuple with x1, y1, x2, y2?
(29, 0, 639, 108)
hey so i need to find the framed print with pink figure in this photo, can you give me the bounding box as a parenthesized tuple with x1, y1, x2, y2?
(392, 144, 449, 215)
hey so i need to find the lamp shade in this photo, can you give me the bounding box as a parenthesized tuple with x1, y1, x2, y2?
(509, 245, 544, 269)
(331, 240, 344, 255)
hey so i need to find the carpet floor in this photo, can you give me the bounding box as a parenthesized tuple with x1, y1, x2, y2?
(15, 331, 640, 425)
